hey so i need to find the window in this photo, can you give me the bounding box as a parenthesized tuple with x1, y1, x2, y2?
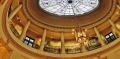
(105, 32, 116, 43)
(39, 0, 99, 16)
(24, 36, 34, 47)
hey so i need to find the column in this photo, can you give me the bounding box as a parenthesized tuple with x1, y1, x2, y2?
(61, 32, 65, 54)
(101, 35, 107, 44)
(108, 19, 120, 37)
(0, 0, 5, 6)
(40, 29, 46, 51)
(116, 5, 120, 9)
(20, 21, 30, 40)
(8, 4, 22, 20)
(94, 27, 105, 46)
(81, 43, 87, 52)
(111, 27, 119, 38)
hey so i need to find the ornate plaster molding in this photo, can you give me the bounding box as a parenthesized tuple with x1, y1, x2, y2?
(84, 0, 116, 29)
(23, 0, 116, 31)
(2, 0, 120, 59)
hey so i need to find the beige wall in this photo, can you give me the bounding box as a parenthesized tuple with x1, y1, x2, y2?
(9, 51, 29, 59)
(1, 0, 120, 59)
(6, 38, 120, 59)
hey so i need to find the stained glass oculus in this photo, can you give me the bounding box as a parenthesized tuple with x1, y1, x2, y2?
(39, 0, 99, 16)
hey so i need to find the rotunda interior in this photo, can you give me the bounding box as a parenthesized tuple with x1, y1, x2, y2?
(0, 0, 120, 59)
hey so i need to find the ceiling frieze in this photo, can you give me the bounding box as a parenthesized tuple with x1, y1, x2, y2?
(2, 0, 120, 59)
(23, 0, 116, 31)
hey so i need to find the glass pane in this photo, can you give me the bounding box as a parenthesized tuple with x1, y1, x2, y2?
(30, 39, 34, 43)
(28, 43, 33, 47)
(106, 35, 109, 38)
(24, 40, 28, 45)
(109, 33, 113, 36)
(26, 37, 29, 40)
(39, 0, 99, 16)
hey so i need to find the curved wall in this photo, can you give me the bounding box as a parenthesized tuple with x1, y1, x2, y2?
(0, 0, 120, 59)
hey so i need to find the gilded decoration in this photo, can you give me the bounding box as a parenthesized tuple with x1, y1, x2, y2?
(2, 0, 120, 59)
(23, 0, 116, 31)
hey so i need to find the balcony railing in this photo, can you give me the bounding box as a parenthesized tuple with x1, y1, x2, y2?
(9, 22, 20, 38)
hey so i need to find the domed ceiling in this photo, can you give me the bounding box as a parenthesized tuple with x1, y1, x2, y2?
(39, 0, 100, 16)
(23, 0, 114, 31)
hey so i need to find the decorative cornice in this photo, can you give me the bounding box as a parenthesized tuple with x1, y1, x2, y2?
(23, 0, 72, 32)
(84, 0, 116, 29)
(2, 0, 120, 59)
(23, 0, 116, 31)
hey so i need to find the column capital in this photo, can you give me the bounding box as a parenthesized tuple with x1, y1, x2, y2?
(108, 19, 112, 22)
(8, 4, 22, 20)
(116, 5, 120, 9)
(94, 27, 97, 30)
(108, 19, 120, 37)
(27, 21, 31, 24)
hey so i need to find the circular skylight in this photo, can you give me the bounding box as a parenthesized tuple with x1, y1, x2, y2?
(39, 0, 99, 16)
